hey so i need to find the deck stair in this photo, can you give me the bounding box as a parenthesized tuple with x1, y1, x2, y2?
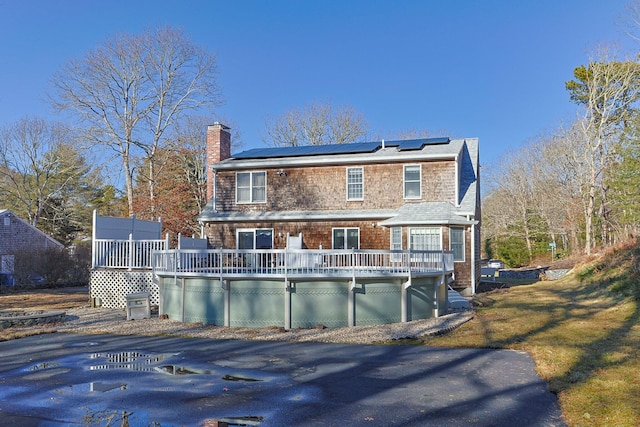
(448, 286, 471, 310)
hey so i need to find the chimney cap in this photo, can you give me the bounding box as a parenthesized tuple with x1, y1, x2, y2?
(211, 122, 231, 130)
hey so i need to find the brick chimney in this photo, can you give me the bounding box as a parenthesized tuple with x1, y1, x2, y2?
(206, 122, 231, 202)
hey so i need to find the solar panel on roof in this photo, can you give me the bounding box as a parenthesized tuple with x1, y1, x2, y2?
(231, 137, 450, 159)
(397, 139, 426, 150)
(395, 137, 450, 151)
(232, 141, 381, 160)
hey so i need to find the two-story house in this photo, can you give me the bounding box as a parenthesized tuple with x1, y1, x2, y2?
(198, 123, 481, 296)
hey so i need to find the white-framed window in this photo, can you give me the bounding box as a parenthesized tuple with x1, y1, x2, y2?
(346, 167, 363, 200)
(409, 227, 442, 251)
(390, 227, 402, 262)
(450, 227, 465, 262)
(237, 228, 273, 249)
(404, 164, 421, 199)
(236, 171, 266, 203)
(333, 228, 360, 249)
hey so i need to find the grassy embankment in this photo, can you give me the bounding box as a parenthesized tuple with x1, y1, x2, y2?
(421, 240, 640, 426)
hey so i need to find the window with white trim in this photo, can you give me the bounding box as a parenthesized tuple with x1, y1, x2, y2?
(404, 165, 421, 199)
(346, 167, 363, 200)
(409, 227, 441, 251)
(450, 227, 465, 262)
(236, 171, 266, 203)
(333, 228, 360, 249)
(390, 227, 402, 262)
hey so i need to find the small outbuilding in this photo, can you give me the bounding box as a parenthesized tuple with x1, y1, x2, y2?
(0, 209, 64, 284)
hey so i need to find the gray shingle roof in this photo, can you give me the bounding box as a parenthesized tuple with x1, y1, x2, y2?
(198, 208, 397, 222)
(378, 202, 475, 226)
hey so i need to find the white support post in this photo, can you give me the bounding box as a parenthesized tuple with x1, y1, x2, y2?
(284, 280, 292, 330)
(434, 277, 442, 318)
(348, 280, 356, 327)
(349, 249, 357, 327)
(91, 210, 97, 269)
(223, 279, 230, 327)
(180, 277, 186, 322)
(402, 275, 411, 323)
(219, 247, 224, 282)
(401, 284, 407, 323)
(128, 233, 134, 271)
(284, 247, 291, 330)
(157, 275, 164, 316)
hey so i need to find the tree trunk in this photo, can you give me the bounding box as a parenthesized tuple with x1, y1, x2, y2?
(123, 151, 134, 217)
(148, 157, 156, 220)
(584, 183, 596, 255)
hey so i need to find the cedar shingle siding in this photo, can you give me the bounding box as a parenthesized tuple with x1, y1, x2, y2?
(199, 124, 481, 295)
(0, 210, 64, 273)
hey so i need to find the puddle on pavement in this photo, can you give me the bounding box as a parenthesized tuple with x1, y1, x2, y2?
(82, 409, 137, 426)
(28, 361, 61, 371)
(55, 382, 127, 396)
(213, 415, 264, 426)
(90, 382, 127, 392)
(2, 350, 280, 427)
(89, 351, 177, 372)
(222, 374, 263, 382)
(155, 365, 215, 375)
(67, 341, 101, 347)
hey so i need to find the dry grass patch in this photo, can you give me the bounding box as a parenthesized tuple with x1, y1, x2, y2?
(0, 286, 89, 311)
(422, 248, 640, 426)
(0, 286, 89, 342)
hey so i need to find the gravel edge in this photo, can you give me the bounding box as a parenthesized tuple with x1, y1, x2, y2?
(12, 306, 475, 345)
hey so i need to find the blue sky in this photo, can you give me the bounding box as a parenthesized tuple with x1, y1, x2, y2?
(0, 0, 634, 170)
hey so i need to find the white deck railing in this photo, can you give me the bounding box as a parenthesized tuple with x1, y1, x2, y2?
(92, 237, 169, 269)
(152, 248, 454, 279)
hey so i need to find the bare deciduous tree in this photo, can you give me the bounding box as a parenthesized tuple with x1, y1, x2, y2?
(484, 144, 542, 262)
(565, 49, 640, 254)
(264, 102, 367, 147)
(50, 26, 221, 218)
(169, 116, 243, 214)
(0, 117, 92, 230)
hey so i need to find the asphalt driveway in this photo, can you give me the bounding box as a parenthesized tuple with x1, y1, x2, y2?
(0, 333, 565, 426)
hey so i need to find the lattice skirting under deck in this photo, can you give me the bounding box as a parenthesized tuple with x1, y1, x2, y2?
(90, 269, 158, 309)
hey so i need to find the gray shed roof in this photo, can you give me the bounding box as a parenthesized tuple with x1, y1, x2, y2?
(0, 209, 64, 251)
(198, 208, 398, 223)
(199, 203, 475, 226)
(378, 202, 475, 227)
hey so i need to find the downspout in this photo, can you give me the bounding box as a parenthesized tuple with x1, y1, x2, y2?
(469, 215, 476, 295)
(212, 168, 217, 213)
(454, 154, 460, 207)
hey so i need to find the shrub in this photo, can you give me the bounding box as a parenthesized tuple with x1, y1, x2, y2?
(10, 243, 90, 287)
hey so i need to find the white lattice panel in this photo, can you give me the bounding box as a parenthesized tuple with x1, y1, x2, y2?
(90, 269, 158, 309)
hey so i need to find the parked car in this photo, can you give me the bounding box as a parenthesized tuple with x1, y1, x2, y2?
(28, 274, 46, 285)
(487, 259, 505, 269)
(0, 273, 15, 287)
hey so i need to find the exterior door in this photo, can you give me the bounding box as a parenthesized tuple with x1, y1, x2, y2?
(332, 228, 360, 249)
(237, 229, 273, 249)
